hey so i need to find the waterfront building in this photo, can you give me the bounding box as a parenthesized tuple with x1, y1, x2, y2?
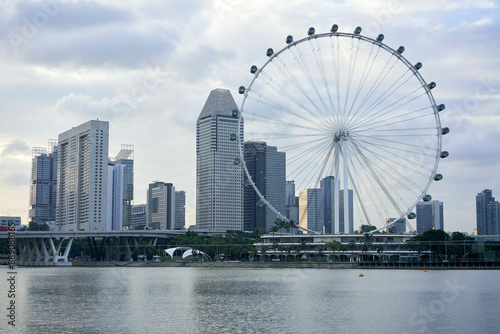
(56, 120, 109, 231)
(196, 88, 243, 231)
(29, 141, 58, 224)
(416, 200, 444, 234)
(243, 141, 286, 231)
(386, 217, 407, 233)
(299, 188, 324, 233)
(130, 204, 147, 229)
(476, 189, 499, 235)
(0, 216, 21, 230)
(175, 190, 186, 229)
(147, 181, 175, 230)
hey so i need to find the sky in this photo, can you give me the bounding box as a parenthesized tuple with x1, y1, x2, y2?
(0, 0, 498, 233)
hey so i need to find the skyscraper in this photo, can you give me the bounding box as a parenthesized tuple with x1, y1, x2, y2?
(286, 181, 299, 225)
(320, 176, 336, 234)
(386, 217, 407, 233)
(175, 190, 186, 229)
(243, 141, 286, 231)
(147, 181, 175, 230)
(339, 189, 354, 234)
(107, 162, 124, 231)
(196, 88, 243, 231)
(113, 145, 134, 229)
(299, 188, 324, 233)
(476, 189, 499, 235)
(29, 140, 58, 224)
(416, 200, 444, 234)
(56, 120, 109, 231)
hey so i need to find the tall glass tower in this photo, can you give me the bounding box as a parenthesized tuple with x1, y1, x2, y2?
(29, 140, 58, 224)
(196, 89, 243, 231)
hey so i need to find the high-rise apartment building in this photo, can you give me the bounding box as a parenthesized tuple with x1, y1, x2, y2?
(175, 190, 186, 229)
(320, 176, 336, 234)
(147, 181, 175, 230)
(299, 188, 324, 233)
(476, 189, 499, 235)
(416, 200, 444, 234)
(107, 163, 124, 231)
(196, 88, 243, 231)
(29, 140, 58, 223)
(243, 141, 286, 231)
(56, 120, 109, 231)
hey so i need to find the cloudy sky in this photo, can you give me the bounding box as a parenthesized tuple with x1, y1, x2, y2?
(0, 0, 498, 233)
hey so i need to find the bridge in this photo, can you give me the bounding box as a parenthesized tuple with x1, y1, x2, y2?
(0, 230, 222, 266)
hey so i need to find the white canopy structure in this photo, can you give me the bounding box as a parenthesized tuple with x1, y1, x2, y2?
(164, 247, 211, 261)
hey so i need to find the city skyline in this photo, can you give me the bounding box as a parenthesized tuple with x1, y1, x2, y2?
(0, 2, 499, 233)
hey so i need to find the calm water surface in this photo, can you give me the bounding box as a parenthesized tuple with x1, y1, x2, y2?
(2, 267, 500, 333)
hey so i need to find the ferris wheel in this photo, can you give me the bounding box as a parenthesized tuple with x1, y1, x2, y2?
(236, 25, 449, 233)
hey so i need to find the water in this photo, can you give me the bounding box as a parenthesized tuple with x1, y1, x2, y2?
(2, 267, 500, 333)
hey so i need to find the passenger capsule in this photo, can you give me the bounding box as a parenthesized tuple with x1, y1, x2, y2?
(397, 46, 405, 53)
(230, 133, 236, 141)
(414, 62, 423, 70)
(331, 24, 339, 32)
(441, 127, 450, 135)
(257, 201, 264, 208)
(231, 109, 238, 117)
(244, 180, 250, 187)
(440, 151, 449, 159)
(423, 194, 432, 202)
(286, 35, 293, 44)
(266, 48, 273, 57)
(428, 82, 436, 90)
(238, 86, 245, 94)
(308, 27, 315, 35)
(250, 65, 258, 74)
(407, 212, 416, 220)
(434, 174, 443, 181)
(376, 34, 384, 41)
(354, 26, 362, 34)
(234, 157, 241, 165)
(437, 104, 446, 111)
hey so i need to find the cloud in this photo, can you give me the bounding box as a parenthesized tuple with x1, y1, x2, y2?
(1, 138, 30, 156)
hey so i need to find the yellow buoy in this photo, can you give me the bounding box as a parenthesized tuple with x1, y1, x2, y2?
(359, 273, 364, 277)
(424, 269, 427, 272)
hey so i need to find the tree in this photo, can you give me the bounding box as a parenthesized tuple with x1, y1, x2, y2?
(360, 225, 376, 233)
(288, 220, 298, 237)
(269, 225, 279, 237)
(406, 229, 450, 260)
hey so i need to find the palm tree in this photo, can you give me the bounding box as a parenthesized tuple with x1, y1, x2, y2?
(288, 220, 298, 236)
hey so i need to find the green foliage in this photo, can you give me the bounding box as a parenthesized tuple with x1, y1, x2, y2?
(360, 225, 376, 233)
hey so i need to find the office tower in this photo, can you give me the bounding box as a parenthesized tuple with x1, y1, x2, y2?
(107, 163, 124, 231)
(243, 141, 286, 231)
(56, 120, 109, 231)
(386, 217, 407, 233)
(29, 140, 58, 224)
(196, 88, 243, 231)
(298, 188, 324, 233)
(130, 204, 147, 229)
(416, 200, 444, 234)
(320, 176, 337, 234)
(147, 181, 175, 230)
(286, 181, 299, 225)
(113, 145, 134, 229)
(175, 190, 186, 229)
(476, 189, 499, 235)
(339, 189, 354, 234)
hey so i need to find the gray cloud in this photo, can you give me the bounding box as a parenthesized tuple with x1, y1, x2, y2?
(2, 138, 30, 156)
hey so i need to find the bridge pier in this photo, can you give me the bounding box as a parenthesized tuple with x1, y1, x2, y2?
(16, 237, 73, 265)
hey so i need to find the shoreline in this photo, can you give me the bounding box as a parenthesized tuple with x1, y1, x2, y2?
(9, 260, 500, 270)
